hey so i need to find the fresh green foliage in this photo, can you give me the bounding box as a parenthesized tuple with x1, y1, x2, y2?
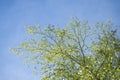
(11, 18, 120, 80)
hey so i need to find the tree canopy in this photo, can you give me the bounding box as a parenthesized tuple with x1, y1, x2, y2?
(11, 18, 120, 80)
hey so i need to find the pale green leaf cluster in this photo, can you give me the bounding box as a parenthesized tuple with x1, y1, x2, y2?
(11, 18, 120, 80)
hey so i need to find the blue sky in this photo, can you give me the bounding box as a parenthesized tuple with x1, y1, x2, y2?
(0, 0, 120, 80)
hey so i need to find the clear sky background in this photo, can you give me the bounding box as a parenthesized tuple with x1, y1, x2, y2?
(0, 0, 120, 80)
